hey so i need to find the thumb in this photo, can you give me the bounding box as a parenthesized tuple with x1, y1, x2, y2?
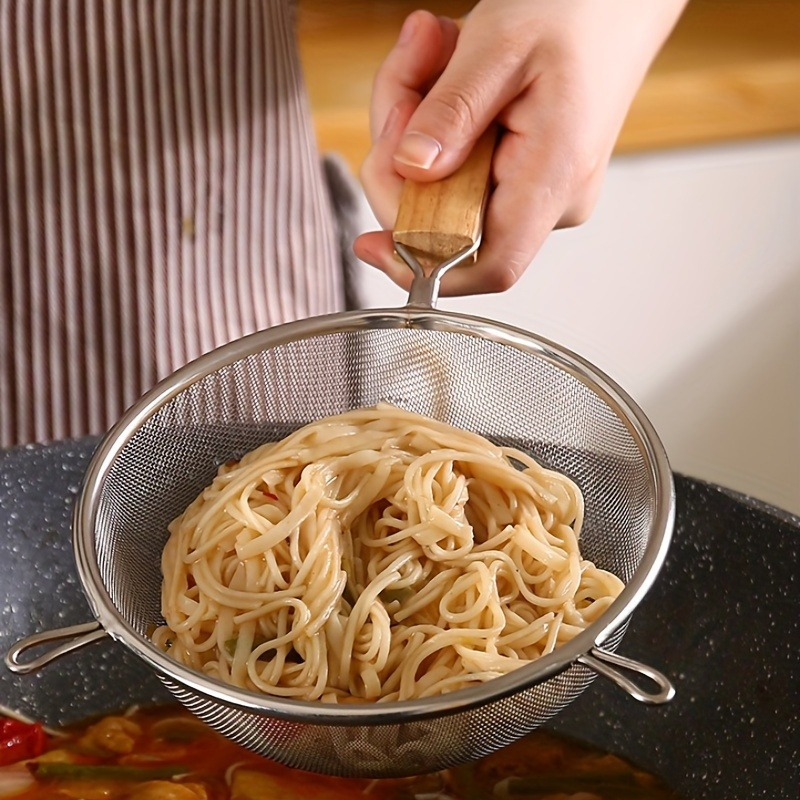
(392, 23, 526, 181)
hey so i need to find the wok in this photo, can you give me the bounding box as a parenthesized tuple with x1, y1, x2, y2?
(1, 438, 797, 799)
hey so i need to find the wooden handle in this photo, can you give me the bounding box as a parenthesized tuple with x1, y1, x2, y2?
(392, 127, 496, 264)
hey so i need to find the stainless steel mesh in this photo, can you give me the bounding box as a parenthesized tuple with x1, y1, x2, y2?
(78, 311, 672, 777)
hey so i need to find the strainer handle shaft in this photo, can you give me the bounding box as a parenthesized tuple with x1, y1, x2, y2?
(396, 241, 480, 308)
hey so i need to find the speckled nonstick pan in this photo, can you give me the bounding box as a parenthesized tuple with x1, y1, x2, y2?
(1, 442, 797, 795)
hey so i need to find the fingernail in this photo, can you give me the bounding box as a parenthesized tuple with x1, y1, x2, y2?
(394, 132, 442, 170)
(380, 104, 401, 139)
(398, 14, 417, 46)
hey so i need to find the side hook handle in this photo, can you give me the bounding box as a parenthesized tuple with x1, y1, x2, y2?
(579, 647, 676, 705)
(5, 622, 108, 675)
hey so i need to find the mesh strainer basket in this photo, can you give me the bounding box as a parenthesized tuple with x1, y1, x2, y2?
(6, 143, 675, 777)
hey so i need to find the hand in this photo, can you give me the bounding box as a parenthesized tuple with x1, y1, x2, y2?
(354, 0, 687, 296)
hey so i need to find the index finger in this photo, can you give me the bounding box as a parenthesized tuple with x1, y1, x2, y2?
(370, 11, 460, 141)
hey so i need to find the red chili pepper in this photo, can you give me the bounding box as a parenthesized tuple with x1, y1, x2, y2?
(0, 718, 47, 766)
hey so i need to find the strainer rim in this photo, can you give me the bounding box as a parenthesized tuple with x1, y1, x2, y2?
(74, 307, 674, 724)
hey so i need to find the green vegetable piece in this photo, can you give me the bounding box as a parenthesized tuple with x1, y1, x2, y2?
(33, 763, 190, 782)
(379, 587, 414, 605)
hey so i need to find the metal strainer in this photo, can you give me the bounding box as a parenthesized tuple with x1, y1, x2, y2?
(6, 141, 675, 777)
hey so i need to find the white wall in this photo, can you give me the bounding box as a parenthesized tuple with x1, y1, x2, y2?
(353, 137, 800, 514)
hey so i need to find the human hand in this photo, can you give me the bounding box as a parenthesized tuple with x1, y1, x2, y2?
(354, 0, 687, 295)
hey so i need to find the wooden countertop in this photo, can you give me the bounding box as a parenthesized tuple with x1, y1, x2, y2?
(297, 0, 800, 173)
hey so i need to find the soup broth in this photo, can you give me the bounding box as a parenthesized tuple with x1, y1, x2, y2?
(0, 707, 679, 799)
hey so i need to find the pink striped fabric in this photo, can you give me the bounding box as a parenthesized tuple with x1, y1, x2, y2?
(0, 0, 344, 447)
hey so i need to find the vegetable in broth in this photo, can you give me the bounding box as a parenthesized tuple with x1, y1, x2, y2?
(0, 707, 680, 799)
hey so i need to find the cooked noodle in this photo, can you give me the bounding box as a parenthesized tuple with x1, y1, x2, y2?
(153, 405, 623, 702)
